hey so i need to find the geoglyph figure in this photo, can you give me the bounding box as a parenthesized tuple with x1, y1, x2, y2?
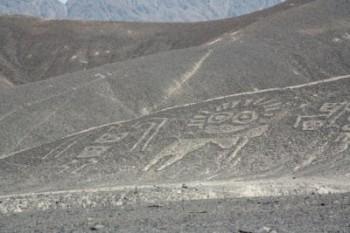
(144, 98, 282, 171)
(294, 101, 350, 154)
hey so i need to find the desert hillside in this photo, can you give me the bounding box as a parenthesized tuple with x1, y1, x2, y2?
(0, 0, 349, 232)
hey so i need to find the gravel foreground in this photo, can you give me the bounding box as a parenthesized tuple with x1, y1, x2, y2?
(1, 192, 349, 233)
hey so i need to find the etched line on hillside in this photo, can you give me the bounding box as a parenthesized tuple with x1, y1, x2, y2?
(95, 89, 137, 117)
(130, 118, 168, 152)
(42, 138, 78, 160)
(158, 74, 350, 113)
(2, 74, 350, 161)
(25, 74, 107, 107)
(230, 30, 241, 42)
(165, 50, 213, 99)
(206, 38, 223, 46)
(227, 137, 249, 162)
(0, 77, 15, 88)
(0, 75, 111, 160)
(0, 118, 130, 160)
(13, 111, 62, 150)
(12, 97, 72, 150)
(0, 177, 349, 201)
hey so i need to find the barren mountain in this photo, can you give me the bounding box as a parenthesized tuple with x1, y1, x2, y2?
(66, 0, 285, 22)
(0, 0, 285, 22)
(0, 0, 66, 19)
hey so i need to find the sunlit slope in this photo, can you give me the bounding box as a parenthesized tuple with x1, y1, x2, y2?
(1, 75, 350, 209)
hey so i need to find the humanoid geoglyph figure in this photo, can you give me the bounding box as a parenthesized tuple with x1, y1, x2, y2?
(144, 97, 283, 171)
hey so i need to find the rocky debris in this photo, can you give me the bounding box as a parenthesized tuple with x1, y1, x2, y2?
(0, 192, 349, 232)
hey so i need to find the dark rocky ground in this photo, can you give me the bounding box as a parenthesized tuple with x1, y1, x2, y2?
(1, 192, 349, 233)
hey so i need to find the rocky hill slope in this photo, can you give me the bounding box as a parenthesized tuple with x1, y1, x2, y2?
(0, 1, 290, 86)
(1, 0, 349, 160)
(1, 0, 350, 232)
(1, 72, 350, 215)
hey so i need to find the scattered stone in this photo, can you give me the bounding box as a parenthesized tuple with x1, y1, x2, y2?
(90, 224, 105, 231)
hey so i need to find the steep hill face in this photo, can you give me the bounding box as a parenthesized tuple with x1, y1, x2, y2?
(1, 0, 350, 160)
(0, 0, 66, 19)
(0, 0, 293, 86)
(66, 0, 285, 22)
(0, 16, 231, 85)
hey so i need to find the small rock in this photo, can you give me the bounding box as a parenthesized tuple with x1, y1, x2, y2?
(332, 37, 342, 43)
(239, 230, 252, 233)
(90, 224, 105, 231)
